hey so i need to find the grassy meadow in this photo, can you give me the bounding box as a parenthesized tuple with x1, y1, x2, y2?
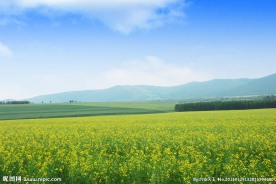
(0, 109, 275, 183)
(0, 102, 175, 120)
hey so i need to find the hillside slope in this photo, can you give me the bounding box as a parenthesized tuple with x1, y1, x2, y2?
(27, 73, 276, 103)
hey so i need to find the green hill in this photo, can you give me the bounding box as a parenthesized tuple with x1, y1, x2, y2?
(26, 73, 276, 103)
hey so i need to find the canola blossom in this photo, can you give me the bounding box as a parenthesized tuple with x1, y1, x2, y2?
(0, 109, 275, 183)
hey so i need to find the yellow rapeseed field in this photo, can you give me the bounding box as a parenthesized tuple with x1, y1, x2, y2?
(0, 109, 275, 183)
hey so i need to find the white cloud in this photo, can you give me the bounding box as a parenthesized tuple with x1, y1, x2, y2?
(0, 43, 12, 57)
(0, 56, 212, 99)
(0, 0, 186, 33)
(97, 56, 212, 87)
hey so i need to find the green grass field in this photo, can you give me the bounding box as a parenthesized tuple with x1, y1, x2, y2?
(0, 102, 175, 120)
(0, 109, 275, 183)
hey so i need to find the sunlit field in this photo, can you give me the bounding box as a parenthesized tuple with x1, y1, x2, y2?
(0, 109, 275, 183)
(0, 102, 174, 120)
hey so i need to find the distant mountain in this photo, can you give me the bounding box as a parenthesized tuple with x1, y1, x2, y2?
(27, 73, 276, 103)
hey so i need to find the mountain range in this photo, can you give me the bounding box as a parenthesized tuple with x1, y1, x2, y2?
(27, 73, 276, 103)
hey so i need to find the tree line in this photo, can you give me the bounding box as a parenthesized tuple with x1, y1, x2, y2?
(0, 101, 31, 105)
(175, 96, 276, 112)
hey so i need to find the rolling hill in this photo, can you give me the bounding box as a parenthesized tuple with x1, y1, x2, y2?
(27, 73, 276, 103)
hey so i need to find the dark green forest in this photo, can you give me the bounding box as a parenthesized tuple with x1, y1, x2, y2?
(175, 96, 276, 112)
(0, 101, 31, 105)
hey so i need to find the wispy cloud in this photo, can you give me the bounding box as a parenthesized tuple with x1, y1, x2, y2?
(0, 42, 12, 57)
(0, 0, 187, 33)
(98, 56, 212, 87)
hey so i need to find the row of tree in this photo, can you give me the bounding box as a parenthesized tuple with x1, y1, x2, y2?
(0, 101, 31, 105)
(175, 98, 276, 112)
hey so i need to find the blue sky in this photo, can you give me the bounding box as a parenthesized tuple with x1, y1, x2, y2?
(0, 0, 276, 100)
